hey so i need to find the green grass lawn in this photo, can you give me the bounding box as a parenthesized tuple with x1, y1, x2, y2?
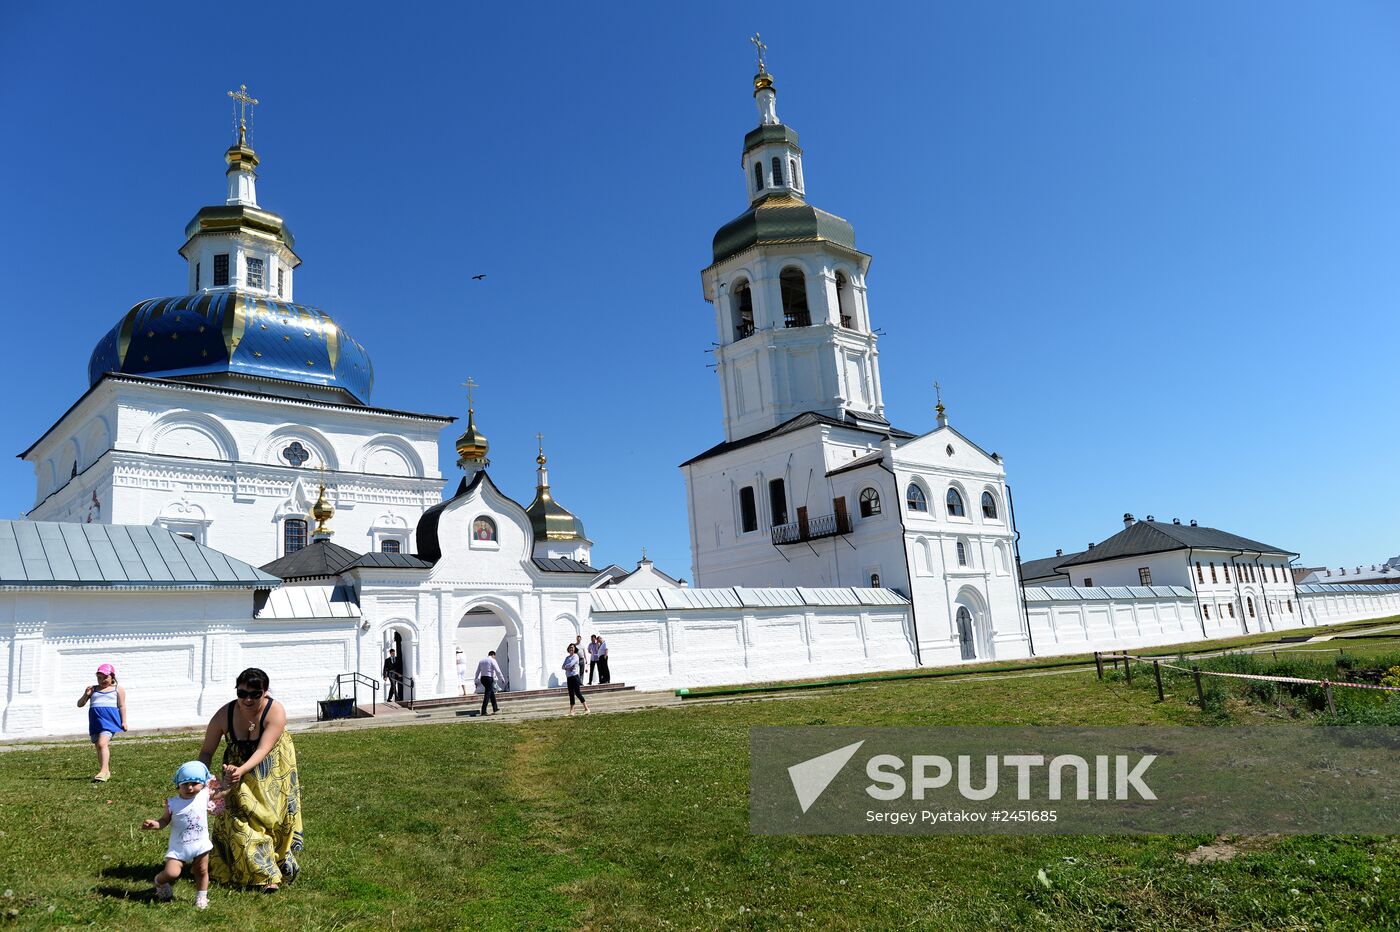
(3, 666, 1398, 930)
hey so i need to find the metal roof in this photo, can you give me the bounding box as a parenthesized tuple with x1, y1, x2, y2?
(1297, 583, 1400, 595)
(348, 552, 433, 571)
(1023, 585, 1195, 602)
(533, 557, 598, 574)
(261, 540, 364, 581)
(254, 584, 361, 619)
(1057, 521, 1294, 569)
(681, 412, 913, 468)
(590, 586, 910, 614)
(0, 521, 278, 588)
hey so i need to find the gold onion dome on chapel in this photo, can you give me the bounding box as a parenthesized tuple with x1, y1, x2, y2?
(455, 408, 490, 464)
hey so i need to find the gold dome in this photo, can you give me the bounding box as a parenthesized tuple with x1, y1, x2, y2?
(455, 408, 490, 464)
(310, 483, 335, 538)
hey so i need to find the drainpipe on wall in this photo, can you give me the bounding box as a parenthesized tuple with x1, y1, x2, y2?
(1228, 549, 1247, 633)
(1006, 483, 1036, 656)
(1253, 553, 1277, 631)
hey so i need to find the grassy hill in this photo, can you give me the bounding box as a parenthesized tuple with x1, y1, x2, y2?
(1, 654, 1397, 929)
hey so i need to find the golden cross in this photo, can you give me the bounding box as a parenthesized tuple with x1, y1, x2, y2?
(227, 84, 259, 140)
(934, 381, 942, 406)
(750, 33, 767, 73)
(642, 546, 648, 560)
(462, 376, 478, 410)
(536, 432, 544, 456)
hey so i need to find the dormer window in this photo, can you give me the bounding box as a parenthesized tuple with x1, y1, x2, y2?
(213, 254, 230, 287)
(247, 257, 265, 289)
(772, 156, 784, 186)
(753, 161, 764, 193)
(790, 157, 800, 189)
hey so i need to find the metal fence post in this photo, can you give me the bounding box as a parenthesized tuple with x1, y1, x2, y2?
(1153, 660, 1164, 702)
(1193, 664, 1205, 709)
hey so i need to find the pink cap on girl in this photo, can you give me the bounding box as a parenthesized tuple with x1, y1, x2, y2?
(96, 663, 115, 675)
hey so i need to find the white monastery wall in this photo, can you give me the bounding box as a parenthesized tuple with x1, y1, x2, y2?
(1298, 585, 1400, 626)
(587, 587, 917, 690)
(0, 589, 359, 741)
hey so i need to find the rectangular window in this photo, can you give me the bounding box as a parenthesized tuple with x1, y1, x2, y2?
(381, 539, 402, 554)
(1209, 562, 1217, 583)
(738, 486, 758, 533)
(1287, 599, 1294, 613)
(1083, 577, 1093, 587)
(1195, 561, 1203, 583)
(1271, 564, 1279, 583)
(768, 478, 788, 527)
(1138, 567, 1152, 586)
(213, 253, 230, 286)
(247, 256, 265, 289)
(1228, 603, 1236, 618)
(1223, 563, 1230, 583)
(277, 267, 285, 298)
(1203, 604, 1210, 620)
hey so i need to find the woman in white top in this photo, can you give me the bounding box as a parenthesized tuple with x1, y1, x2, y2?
(563, 643, 589, 715)
(455, 649, 468, 697)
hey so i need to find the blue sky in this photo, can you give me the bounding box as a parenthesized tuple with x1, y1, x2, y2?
(2, 1, 1397, 575)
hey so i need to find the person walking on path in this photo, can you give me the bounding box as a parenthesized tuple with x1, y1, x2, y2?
(77, 663, 125, 782)
(382, 648, 404, 702)
(587, 635, 600, 685)
(595, 636, 611, 684)
(475, 651, 504, 716)
(455, 649, 469, 698)
(563, 643, 589, 716)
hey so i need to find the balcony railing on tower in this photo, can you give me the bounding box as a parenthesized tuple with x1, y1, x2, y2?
(771, 507, 851, 545)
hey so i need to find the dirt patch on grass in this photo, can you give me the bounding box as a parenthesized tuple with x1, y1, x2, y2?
(1181, 834, 1281, 864)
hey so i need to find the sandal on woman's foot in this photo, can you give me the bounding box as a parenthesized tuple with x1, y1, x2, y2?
(262, 884, 280, 894)
(92, 773, 110, 783)
(279, 858, 300, 885)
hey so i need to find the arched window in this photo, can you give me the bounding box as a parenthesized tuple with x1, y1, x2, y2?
(790, 157, 799, 188)
(835, 272, 855, 329)
(753, 161, 764, 192)
(905, 483, 927, 513)
(472, 517, 497, 541)
(381, 539, 402, 554)
(858, 487, 881, 517)
(1246, 597, 1255, 618)
(946, 488, 966, 517)
(772, 156, 784, 186)
(779, 267, 811, 327)
(956, 541, 968, 566)
(284, 518, 308, 554)
(732, 279, 754, 339)
(981, 491, 998, 520)
(870, 573, 881, 588)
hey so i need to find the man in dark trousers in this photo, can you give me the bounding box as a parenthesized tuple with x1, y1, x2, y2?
(382, 648, 404, 702)
(475, 650, 504, 716)
(595, 636, 611, 684)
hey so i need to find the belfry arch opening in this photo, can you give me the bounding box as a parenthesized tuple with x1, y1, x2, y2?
(835, 272, 856, 329)
(732, 279, 754, 339)
(779, 267, 810, 328)
(457, 607, 521, 691)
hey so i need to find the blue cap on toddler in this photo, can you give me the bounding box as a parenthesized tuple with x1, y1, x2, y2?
(173, 760, 211, 786)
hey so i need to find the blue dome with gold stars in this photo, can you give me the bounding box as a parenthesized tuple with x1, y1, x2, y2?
(87, 292, 374, 404)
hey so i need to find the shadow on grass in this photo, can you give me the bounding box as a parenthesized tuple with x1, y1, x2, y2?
(93, 884, 159, 903)
(98, 863, 159, 884)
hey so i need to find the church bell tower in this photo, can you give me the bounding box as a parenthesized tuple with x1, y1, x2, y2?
(700, 38, 887, 443)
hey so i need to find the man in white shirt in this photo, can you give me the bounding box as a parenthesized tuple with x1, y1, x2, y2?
(595, 636, 610, 684)
(587, 635, 600, 685)
(475, 651, 504, 716)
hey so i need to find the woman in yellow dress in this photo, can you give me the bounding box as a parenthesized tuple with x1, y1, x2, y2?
(196, 667, 303, 892)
